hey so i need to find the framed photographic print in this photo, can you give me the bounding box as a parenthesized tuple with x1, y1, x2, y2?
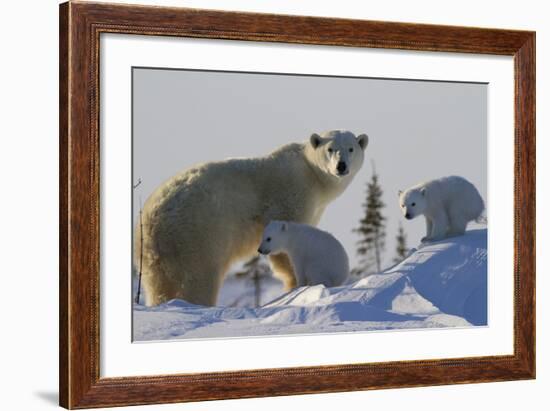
(59, 1, 535, 409)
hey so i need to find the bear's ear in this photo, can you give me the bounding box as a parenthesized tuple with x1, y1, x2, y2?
(310, 133, 322, 149)
(420, 188, 426, 196)
(398, 190, 403, 197)
(356, 134, 369, 150)
(281, 222, 288, 232)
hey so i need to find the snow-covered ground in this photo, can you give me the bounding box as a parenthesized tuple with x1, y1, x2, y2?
(133, 228, 487, 341)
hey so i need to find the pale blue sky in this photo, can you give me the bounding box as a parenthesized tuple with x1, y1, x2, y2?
(132, 68, 487, 270)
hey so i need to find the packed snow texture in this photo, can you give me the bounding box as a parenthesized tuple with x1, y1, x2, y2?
(133, 229, 487, 341)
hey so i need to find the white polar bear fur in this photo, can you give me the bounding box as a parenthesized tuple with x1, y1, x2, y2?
(398, 176, 485, 242)
(137, 130, 368, 306)
(258, 221, 349, 287)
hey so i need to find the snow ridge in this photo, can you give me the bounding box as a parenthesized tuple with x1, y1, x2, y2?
(133, 229, 487, 341)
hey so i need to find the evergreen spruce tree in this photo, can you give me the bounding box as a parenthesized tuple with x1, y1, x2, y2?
(394, 222, 408, 263)
(234, 255, 271, 307)
(353, 164, 386, 275)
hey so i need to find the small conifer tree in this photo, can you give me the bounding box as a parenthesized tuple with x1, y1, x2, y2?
(353, 164, 386, 275)
(234, 255, 271, 307)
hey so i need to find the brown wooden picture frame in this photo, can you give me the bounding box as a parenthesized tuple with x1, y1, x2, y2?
(59, 1, 535, 409)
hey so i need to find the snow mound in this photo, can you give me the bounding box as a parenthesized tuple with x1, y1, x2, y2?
(133, 229, 487, 341)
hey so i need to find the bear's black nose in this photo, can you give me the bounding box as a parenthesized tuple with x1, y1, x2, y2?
(405, 213, 412, 219)
(337, 162, 347, 174)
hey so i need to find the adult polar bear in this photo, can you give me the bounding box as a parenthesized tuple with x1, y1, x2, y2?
(137, 130, 368, 307)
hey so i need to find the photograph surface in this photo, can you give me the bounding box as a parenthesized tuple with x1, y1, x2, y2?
(131, 67, 488, 341)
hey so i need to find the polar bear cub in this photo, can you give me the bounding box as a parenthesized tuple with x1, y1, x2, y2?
(398, 176, 485, 242)
(257, 221, 350, 288)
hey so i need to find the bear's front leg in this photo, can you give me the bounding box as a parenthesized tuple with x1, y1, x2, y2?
(268, 253, 297, 290)
(421, 217, 433, 243)
(424, 210, 449, 242)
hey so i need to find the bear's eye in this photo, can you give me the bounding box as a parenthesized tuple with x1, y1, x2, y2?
(266, 237, 271, 242)
(328, 148, 333, 153)
(349, 148, 354, 153)
(411, 202, 416, 207)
